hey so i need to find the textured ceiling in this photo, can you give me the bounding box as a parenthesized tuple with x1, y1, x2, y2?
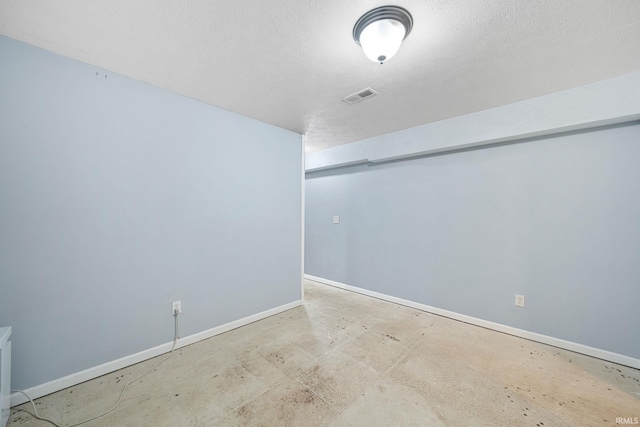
(1, 1, 639, 152)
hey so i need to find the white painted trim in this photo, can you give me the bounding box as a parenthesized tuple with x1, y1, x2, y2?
(304, 274, 640, 370)
(300, 134, 306, 302)
(10, 300, 301, 407)
(304, 159, 369, 173)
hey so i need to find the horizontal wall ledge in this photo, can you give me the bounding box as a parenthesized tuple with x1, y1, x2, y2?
(304, 159, 369, 173)
(305, 71, 640, 172)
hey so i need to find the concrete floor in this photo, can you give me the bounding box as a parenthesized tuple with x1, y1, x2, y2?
(9, 280, 640, 426)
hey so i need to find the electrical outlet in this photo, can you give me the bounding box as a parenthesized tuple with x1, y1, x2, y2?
(333, 215, 340, 224)
(515, 294, 525, 307)
(172, 301, 182, 315)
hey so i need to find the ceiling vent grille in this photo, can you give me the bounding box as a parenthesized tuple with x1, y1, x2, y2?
(342, 87, 378, 104)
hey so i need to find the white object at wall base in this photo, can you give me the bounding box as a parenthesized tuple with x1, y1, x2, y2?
(10, 301, 301, 407)
(0, 327, 11, 427)
(304, 274, 640, 370)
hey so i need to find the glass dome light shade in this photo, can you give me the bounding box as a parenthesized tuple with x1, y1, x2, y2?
(359, 19, 406, 63)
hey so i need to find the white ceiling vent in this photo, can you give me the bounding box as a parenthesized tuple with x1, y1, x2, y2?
(342, 87, 378, 104)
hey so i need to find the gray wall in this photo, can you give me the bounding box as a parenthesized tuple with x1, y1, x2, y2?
(306, 123, 640, 359)
(0, 36, 302, 390)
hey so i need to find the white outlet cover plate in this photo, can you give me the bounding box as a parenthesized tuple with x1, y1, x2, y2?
(172, 301, 182, 314)
(333, 215, 340, 224)
(515, 294, 525, 307)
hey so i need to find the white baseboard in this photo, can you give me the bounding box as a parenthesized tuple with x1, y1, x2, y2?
(11, 300, 301, 407)
(304, 274, 640, 370)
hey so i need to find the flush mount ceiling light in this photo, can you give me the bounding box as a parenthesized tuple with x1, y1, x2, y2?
(353, 5, 413, 64)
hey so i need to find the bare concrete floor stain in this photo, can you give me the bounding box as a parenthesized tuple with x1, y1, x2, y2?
(8, 280, 640, 426)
